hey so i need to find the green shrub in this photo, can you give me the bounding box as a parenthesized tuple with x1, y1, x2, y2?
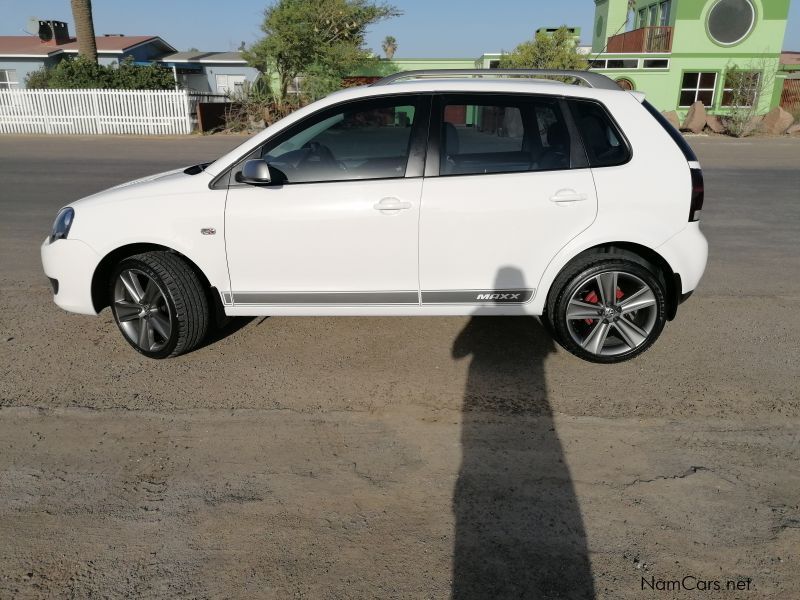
(24, 56, 176, 90)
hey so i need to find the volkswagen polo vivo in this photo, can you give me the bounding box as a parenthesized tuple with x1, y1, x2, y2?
(41, 70, 707, 363)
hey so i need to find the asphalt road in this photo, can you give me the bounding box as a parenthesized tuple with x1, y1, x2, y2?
(1, 134, 799, 599)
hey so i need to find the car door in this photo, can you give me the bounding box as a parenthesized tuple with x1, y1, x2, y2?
(418, 93, 598, 308)
(224, 94, 429, 310)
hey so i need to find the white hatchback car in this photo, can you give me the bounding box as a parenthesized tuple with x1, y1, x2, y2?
(42, 69, 707, 363)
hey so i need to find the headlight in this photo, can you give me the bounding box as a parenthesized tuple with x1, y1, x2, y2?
(50, 207, 74, 243)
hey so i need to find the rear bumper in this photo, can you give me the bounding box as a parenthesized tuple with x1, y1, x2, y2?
(657, 222, 708, 294)
(41, 237, 100, 315)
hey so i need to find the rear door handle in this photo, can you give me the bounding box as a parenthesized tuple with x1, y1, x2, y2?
(550, 189, 588, 204)
(374, 197, 412, 212)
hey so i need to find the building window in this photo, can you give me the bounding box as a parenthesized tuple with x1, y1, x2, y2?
(643, 58, 669, 69)
(215, 74, 246, 95)
(680, 72, 717, 107)
(588, 59, 607, 69)
(638, 8, 647, 28)
(721, 70, 761, 107)
(0, 69, 19, 89)
(606, 59, 639, 69)
(659, 0, 672, 26)
(648, 4, 659, 26)
(707, 0, 755, 46)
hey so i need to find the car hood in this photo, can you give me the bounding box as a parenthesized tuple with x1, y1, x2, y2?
(106, 166, 188, 191)
(68, 165, 213, 210)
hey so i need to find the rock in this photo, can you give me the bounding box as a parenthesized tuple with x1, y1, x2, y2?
(662, 110, 680, 130)
(784, 122, 800, 136)
(761, 106, 794, 135)
(705, 114, 725, 134)
(681, 101, 706, 134)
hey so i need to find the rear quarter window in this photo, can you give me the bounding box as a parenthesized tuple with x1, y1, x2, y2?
(569, 99, 631, 168)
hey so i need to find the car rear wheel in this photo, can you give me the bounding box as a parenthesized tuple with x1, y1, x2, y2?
(546, 255, 667, 363)
(109, 252, 209, 359)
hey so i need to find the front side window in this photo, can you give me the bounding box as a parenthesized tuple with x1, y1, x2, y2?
(679, 72, 717, 107)
(0, 69, 18, 89)
(438, 96, 572, 176)
(721, 70, 761, 107)
(261, 97, 419, 183)
(569, 99, 630, 168)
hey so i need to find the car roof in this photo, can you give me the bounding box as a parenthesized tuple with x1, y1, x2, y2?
(333, 77, 621, 100)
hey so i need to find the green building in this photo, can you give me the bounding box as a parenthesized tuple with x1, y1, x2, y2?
(589, 0, 793, 116)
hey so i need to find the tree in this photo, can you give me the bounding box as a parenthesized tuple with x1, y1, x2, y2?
(244, 0, 401, 102)
(499, 26, 587, 71)
(70, 0, 98, 64)
(382, 35, 397, 59)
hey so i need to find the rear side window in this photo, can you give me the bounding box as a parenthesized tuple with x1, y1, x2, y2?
(439, 96, 572, 176)
(569, 99, 631, 168)
(641, 100, 698, 162)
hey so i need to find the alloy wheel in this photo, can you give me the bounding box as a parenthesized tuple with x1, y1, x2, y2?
(113, 269, 173, 353)
(565, 270, 658, 357)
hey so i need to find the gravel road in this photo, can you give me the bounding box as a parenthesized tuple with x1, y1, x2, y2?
(1, 134, 799, 599)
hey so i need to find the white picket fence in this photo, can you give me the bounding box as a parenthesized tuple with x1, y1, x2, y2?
(0, 89, 192, 135)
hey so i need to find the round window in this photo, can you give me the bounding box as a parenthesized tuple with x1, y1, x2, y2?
(707, 0, 755, 46)
(596, 16, 604, 38)
(616, 78, 635, 91)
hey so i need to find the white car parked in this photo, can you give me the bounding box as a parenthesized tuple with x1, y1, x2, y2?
(41, 69, 707, 363)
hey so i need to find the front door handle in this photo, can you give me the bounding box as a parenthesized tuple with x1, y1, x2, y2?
(374, 197, 412, 213)
(550, 189, 588, 204)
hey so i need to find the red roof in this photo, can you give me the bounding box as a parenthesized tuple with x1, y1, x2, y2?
(0, 35, 171, 57)
(781, 52, 800, 65)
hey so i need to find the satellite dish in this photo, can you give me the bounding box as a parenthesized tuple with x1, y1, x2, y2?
(25, 17, 39, 35)
(38, 21, 54, 43)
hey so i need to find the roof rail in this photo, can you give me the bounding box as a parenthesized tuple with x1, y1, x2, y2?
(372, 69, 621, 91)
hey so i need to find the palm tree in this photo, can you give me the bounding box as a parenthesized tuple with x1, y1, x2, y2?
(382, 35, 397, 60)
(70, 0, 98, 63)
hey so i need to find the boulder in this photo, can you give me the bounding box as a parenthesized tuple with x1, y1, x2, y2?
(761, 106, 794, 135)
(705, 114, 725, 134)
(662, 110, 680, 130)
(681, 101, 706, 134)
(787, 123, 800, 136)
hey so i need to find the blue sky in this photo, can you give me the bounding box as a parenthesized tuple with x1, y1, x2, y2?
(1, 0, 799, 55)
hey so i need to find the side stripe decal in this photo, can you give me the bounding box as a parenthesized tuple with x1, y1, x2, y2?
(231, 291, 419, 305)
(227, 289, 534, 305)
(421, 289, 534, 304)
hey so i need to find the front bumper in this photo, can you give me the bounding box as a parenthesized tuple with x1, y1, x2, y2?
(656, 222, 708, 294)
(41, 237, 101, 315)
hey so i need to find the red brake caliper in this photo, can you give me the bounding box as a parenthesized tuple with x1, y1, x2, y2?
(584, 288, 625, 325)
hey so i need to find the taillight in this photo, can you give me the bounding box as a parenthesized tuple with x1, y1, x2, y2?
(690, 168, 704, 222)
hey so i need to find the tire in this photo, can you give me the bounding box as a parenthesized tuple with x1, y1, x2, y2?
(545, 252, 667, 363)
(109, 251, 209, 359)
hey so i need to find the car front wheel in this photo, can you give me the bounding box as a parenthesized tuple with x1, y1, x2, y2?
(109, 252, 209, 359)
(547, 254, 667, 363)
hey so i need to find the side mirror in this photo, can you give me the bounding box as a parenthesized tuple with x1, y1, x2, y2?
(236, 159, 272, 185)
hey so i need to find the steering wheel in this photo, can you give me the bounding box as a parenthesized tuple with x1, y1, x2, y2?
(299, 141, 347, 172)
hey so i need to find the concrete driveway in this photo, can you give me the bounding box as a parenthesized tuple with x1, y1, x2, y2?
(1, 134, 799, 599)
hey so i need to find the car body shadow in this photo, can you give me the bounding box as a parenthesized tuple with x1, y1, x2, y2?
(451, 267, 595, 599)
(193, 316, 259, 352)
